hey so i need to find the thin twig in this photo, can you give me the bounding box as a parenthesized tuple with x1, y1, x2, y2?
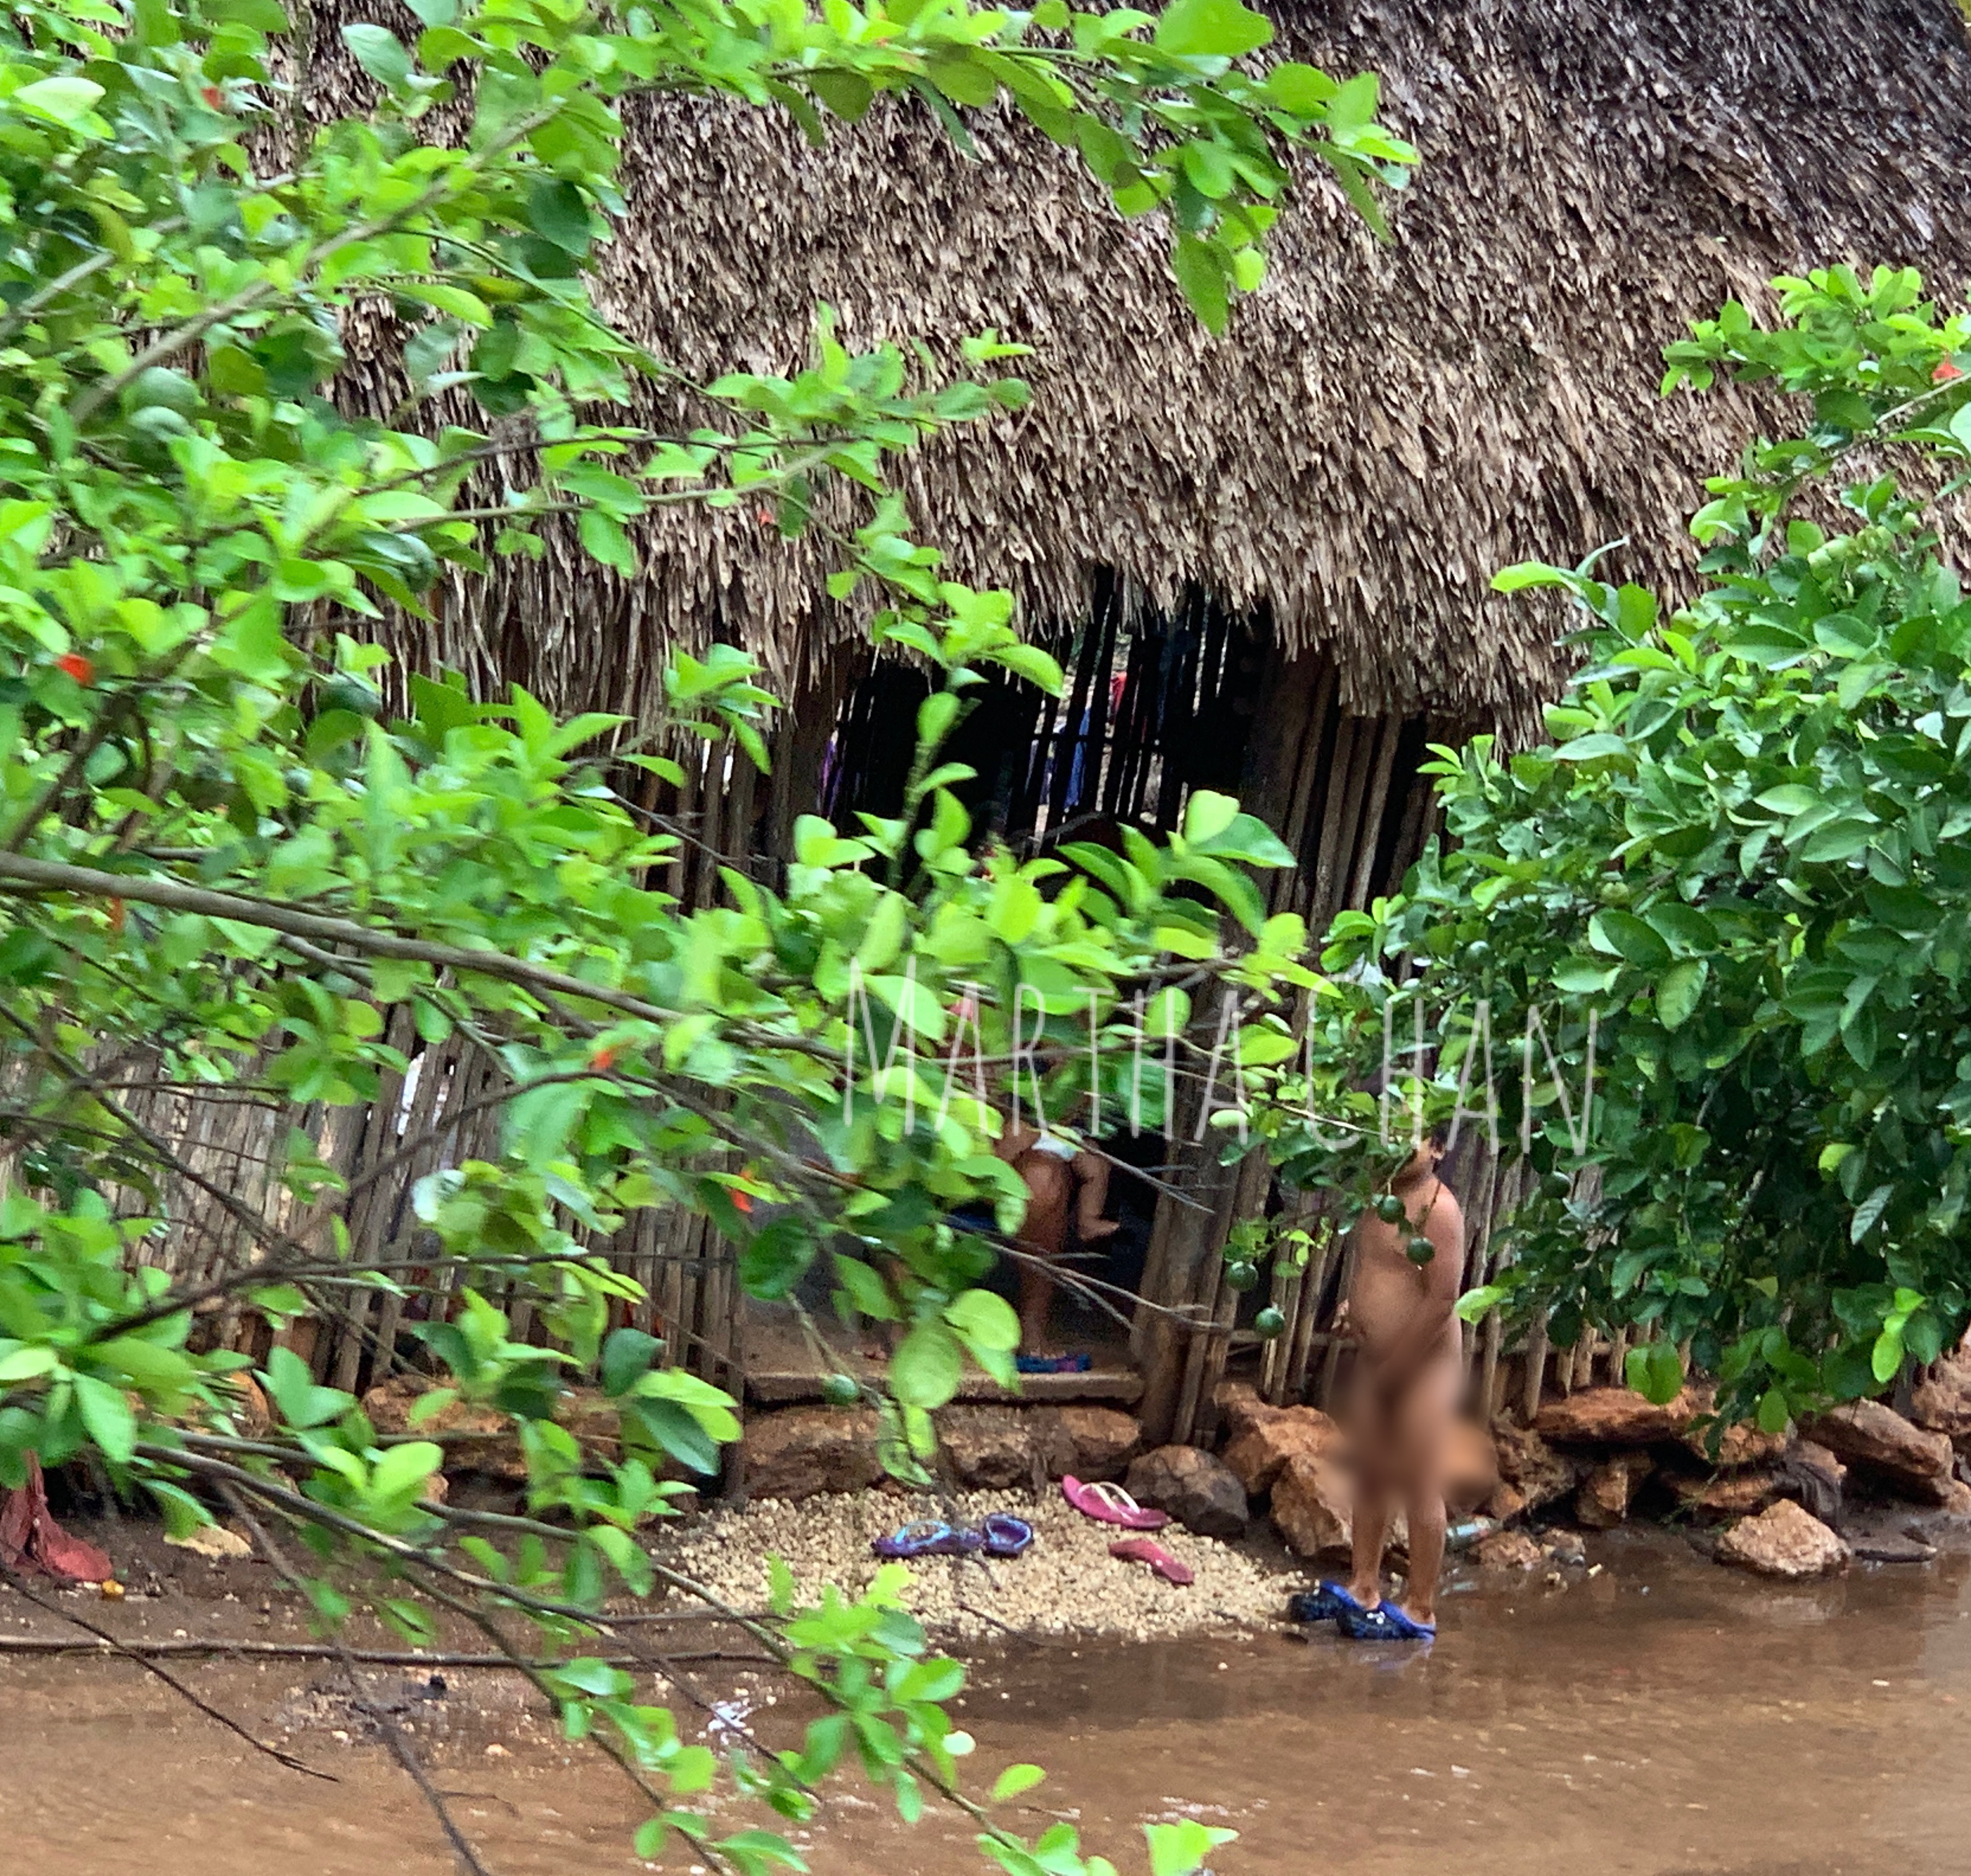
(0, 1635, 772, 1667)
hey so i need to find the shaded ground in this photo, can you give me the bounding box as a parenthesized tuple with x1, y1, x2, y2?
(2, 1523, 1967, 1875)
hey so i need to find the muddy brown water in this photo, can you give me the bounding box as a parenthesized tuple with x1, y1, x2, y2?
(2, 1526, 1967, 1876)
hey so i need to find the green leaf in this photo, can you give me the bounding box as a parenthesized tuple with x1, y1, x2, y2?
(809, 69, 874, 121)
(1552, 958, 1621, 996)
(1146, 1819, 1240, 1876)
(1799, 818, 1875, 864)
(74, 1373, 136, 1467)
(888, 1321, 963, 1411)
(1171, 235, 1228, 334)
(601, 1326, 663, 1397)
(1656, 958, 1708, 1030)
(944, 1288, 1020, 1356)
(833, 1253, 900, 1322)
(1624, 1339, 1683, 1406)
(341, 23, 412, 88)
(13, 76, 105, 122)
(527, 177, 592, 254)
(1870, 1324, 1905, 1385)
(1588, 909, 1673, 969)
(1851, 1182, 1895, 1244)
(1154, 0, 1274, 55)
(992, 1763, 1047, 1802)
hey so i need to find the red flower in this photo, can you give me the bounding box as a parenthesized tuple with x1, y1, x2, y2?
(56, 652, 93, 686)
(1935, 357, 1963, 383)
(590, 1045, 617, 1071)
(201, 84, 225, 110)
(732, 1190, 754, 1215)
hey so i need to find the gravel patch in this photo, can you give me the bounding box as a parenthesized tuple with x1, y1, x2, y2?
(656, 1490, 1302, 1643)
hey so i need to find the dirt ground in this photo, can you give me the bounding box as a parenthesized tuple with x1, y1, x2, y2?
(2, 1518, 1968, 1876)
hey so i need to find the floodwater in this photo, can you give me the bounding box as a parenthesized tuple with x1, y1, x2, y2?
(4, 1527, 1967, 1876)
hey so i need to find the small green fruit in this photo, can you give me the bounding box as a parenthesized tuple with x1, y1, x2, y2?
(1253, 1305, 1287, 1339)
(1405, 1235, 1437, 1266)
(1223, 1260, 1260, 1293)
(1374, 1192, 1406, 1225)
(1462, 939, 1493, 970)
(821, 1372, 860, 1406)
(1543, 1170, 1573, 1200)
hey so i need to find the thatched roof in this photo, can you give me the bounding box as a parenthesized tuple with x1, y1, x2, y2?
(344, 0, 1971, 730)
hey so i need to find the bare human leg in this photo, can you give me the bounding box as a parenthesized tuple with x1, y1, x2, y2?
(1388, 1339, 1459, 1627)
(1070, 1150, 1120, 1243)
(1014, 1151, 1072, 1355)
(1346, 1362, 1393, 1609)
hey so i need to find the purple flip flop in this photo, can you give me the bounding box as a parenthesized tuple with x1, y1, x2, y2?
(872, 1521, 986, 1560)
(980, 1513, 1035, 1558)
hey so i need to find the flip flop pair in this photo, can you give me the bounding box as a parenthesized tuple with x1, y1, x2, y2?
(1060, 1476, 1169, 1531)
(871, 1514, 1035, 1560)
(1287, 1580, 1434, 1641)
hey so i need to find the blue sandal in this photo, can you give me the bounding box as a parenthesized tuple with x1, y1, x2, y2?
(1286, 1581, 1367, 1624)
(1016, 1353, 1093, 1375)
(1336, 1601, 1436, 1642)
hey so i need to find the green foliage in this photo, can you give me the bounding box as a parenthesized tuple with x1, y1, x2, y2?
(0, 0, 1401, 1864)
(1310, 266, 1971, 1426)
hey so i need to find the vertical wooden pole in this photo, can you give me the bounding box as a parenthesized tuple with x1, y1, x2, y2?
(1344, 716, 1403, 911)
(1520, 1311, 1550, 1425)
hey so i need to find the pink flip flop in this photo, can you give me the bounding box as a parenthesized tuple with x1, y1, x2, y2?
(1060, 1475, 1169, 1531)
(1109, 1537, 1194, 1586)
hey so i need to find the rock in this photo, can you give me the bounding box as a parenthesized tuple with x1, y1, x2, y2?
(1785, 1437, 1848, 1495)
(1716, 1499, 1849, 1579)
(1541, 1529, 1587, 1566)
(166, 1524, 253, 1561)
(1575, 1454, 1652, 1529)
(1490, 1422, 1584, 1512)
(1848, 1530, 1937, 1563)
(1535, 1386, 1700, 1445)
(219, 1373, 271, 1439)
(939, 1406, 1053, 1489)
(742, 1408, 882, 1500)
(1802, 1401, 1954, 1499)
(364, 1375, 522, 1479)
(1124, 1445, 1248, 1539)
(1681, 1418, 1789, 1471)
(933, 1405, 1140, 1487)
(1474, 1529, 1543, 1571)
(1911, 1342, 1971, 1452)
(1940, 1476, 1971, 1517)
(1222, 1405, 1344, 1496)
(555, 1388, 624, 1465)
(1485, 1481, 1528, 1524)
(1053, 1406, 1140, 1481)
(1271, 1452, 1354, 1557)
(1667, 1468, 1780, 1521)
(1444, 1420, 1501, 1516)
(1212, 1382, 1276, 1439)
(421, 1470, 450, 1506)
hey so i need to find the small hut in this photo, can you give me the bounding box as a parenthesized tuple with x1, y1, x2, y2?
(251, 0, 1971, 1431)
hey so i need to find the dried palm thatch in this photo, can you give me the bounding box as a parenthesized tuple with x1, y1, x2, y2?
(317, 0, 1971, 732)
